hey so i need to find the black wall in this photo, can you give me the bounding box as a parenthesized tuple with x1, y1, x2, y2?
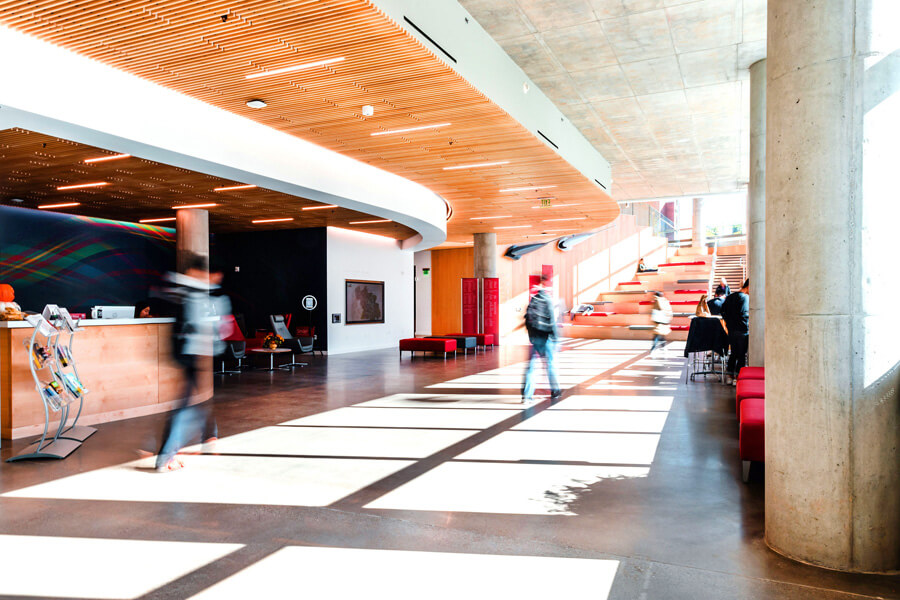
(213, 227, 328, 348)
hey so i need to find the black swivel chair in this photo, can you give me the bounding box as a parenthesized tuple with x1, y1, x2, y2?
(270, 315, 313, 368)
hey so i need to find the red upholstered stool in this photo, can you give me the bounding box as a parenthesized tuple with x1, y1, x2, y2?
(738, 366, 765, 381)
(445, 333, 495, 348)
(739, 397, 765, 482)
(399, 338, 457, 359)
(736, 378, 765, 415)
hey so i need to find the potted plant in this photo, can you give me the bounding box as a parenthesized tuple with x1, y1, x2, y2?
(262, 333, 284, 349)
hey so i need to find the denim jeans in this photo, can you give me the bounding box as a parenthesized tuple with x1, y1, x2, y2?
(523, 334, 560, 399)
(156, 358, 216, 468)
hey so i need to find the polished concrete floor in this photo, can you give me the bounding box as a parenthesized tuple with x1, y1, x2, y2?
(0, 339, 897, 599)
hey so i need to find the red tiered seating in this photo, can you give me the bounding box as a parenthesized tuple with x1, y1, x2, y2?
(639, 300, 697, 305)
(674, 289, 707, 294)
(658, 261, 707, 267)
(738, 366, 765, 380)
(735, 378, 765, 414)
(619, 281, 641, 286)
(739, 398, 765, 482)
(399, 338, 456, 359)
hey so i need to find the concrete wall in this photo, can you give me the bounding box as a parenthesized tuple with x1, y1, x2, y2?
(326, 228, 414, 355)
(414, 251, 432, 336)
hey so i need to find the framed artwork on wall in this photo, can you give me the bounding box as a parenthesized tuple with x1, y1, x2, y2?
(345, 280, 384, 324)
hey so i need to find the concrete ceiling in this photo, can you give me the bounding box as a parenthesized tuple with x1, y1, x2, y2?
(458, 0, 766, 201)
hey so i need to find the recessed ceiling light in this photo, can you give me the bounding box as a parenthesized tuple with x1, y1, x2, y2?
(302, 204, 338, 211)
(246, 57, 345, 79)
(468, 215, 511, 220)
(84, 153, 130, 163)
(499, 185, 557, 193)
(139, 217, 177, 224)
(349, 219, 391, 225)
(213, 184, 256, 192)
(362, 105, 375, 117)
(246, 99, 267, 109)
(494, 225, 530, 229)
(56, 182, 108, 190)
(443, 161, 510, 171)
(542, 217, 587, 222)
(173, 203, 218, 210)
(252, 217, 294, 224)
(38, 202, 80, 209)
(371, 123, 451, 136)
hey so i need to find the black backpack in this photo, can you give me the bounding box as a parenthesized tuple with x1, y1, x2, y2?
(525, 291, 555, 333)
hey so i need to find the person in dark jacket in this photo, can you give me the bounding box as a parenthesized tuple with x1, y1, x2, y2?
(721, 279, 749, 384)
(708, 286, 728, 316)
(522, 273, 561, 403)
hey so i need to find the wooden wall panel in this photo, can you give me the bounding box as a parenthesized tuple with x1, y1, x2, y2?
(430, 248, 473, 335)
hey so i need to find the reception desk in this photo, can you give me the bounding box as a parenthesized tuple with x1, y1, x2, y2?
(1, 318, 212, 439)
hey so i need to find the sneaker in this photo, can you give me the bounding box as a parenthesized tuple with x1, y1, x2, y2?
(550, 390, 562, 399)
(155, 458, 185, 473)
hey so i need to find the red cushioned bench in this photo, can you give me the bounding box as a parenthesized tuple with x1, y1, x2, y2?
(619, 281, 641, 286)
(674, 289, 707, 294)
(445, 333, 495, 348)
(658, 261, 707, 267)
(639, 300, 698, 306)
(739, 397, 765, 482)
(735, 378, 765, 415)
(738, 366, 765, 380)
(671, 325, 689, 331)
(399, 338, 456, 359)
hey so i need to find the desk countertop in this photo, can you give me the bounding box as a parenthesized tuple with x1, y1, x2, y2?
(0, 317, 175, 329)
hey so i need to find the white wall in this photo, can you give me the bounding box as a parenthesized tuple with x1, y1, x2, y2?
(414, 251, 432, 336)
(326, 228, 414, 355)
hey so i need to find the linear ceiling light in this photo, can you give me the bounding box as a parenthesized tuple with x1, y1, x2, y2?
(349, 219, 391, 225)
(139, 217, 177, 223)
(173, 203, 218, 210)
(252, 218, 294, 224)
(443, 161, 510, 171)
(213, 184, 256, 192)
(499, 185, 557, 193)
(56, 182, 108, 190)
(38, 202, 80, 209)
(302, 204, 338, 210)
(371, 123, 451, 136)
(494, 225, 530, 229)
(469, 215, 511, 220)
(84, 153, 130, 163)
(245, 57, 345, 80)
(543, 217, 587, 222)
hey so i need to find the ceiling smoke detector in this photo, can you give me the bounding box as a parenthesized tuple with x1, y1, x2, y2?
(246, 99, 267, 109)
(362, 105, 375, 117)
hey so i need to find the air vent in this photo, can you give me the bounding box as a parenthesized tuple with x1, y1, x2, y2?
(537, 130, 558, 149)
(404, 17, 457, 63)
(594, 178, 607, 190)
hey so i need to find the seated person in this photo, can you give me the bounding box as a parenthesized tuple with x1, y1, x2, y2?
(714, 277, 730, 297)
(637, 258, 658, 273)
(708, 286, 727, 316)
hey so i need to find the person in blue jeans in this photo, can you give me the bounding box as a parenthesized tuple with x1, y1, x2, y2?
(522, 274, 561, 403)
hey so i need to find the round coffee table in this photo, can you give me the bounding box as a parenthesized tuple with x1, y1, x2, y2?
(251, 348, 291, 371)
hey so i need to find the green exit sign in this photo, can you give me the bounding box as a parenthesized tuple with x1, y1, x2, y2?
(422, 268, 430, 275)
(539, 197, 552, 207)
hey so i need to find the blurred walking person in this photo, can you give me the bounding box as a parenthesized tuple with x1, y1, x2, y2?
(154, 253, 218, 472)
(650, 291, 673, 357)
(522, 274, 561, 403)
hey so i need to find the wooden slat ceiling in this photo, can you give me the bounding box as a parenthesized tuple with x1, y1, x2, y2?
(0, 128, 416, 238)
(0, 0, 618, 246)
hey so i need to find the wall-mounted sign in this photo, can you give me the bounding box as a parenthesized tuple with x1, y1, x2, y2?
(422, 268, 430, 275)
(301, 295, 318, 310)
(332, 313, 342, 323)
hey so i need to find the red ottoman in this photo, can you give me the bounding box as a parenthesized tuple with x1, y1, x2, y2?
(739, 397, 765, 482)
(738, 366, 765, 381)
(736, 378, 765, 414)
(445, 333, 495, 348)
(399, 338, 457, 359)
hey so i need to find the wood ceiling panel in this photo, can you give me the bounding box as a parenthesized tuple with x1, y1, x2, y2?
(0, 0, 618, 245)
(0, 128, 415, 239)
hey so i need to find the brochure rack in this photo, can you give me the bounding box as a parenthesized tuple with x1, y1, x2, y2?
(6, 305, 93, 462)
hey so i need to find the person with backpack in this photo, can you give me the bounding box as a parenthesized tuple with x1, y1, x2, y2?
(522, 273, 561, 403)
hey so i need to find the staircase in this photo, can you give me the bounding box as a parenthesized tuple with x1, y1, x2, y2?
(714, 254, 746, 290)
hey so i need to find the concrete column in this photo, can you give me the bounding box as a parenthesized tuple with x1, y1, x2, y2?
(691, 197, 705, 248)
(747, 59, 766, 366)
(473, 232, 498, 279)
(175, 209, 209, 273)
(765, 0, 899, 573)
